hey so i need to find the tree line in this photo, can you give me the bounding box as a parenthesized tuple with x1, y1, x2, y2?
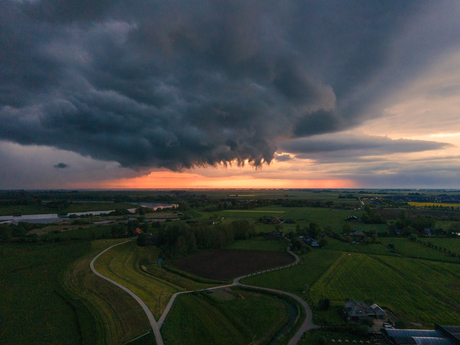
(152, 220, 256, 258)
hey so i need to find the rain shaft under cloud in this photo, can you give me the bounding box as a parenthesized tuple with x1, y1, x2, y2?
(1, 0, 459, 173)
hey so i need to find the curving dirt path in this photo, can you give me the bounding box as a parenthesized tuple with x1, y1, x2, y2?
(91, 238, 317, 345)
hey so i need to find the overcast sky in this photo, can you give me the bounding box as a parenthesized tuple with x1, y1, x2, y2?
(1, 0, 460, 189)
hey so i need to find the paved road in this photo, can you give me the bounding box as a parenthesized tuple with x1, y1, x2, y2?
(90, 240, 164, 345)
(92, 238, 317, 345)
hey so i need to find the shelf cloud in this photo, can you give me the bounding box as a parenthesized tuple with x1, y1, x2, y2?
(1, 0, 459, 176)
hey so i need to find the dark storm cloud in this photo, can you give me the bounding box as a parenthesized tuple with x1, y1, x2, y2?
(281, 135, 451, 156)
(280, 134, 453, 165)
(53, 163, 69, 169)
(1, 0, 457, 171)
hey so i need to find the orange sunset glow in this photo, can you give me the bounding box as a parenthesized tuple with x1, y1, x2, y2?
(77, 170, 355, 189)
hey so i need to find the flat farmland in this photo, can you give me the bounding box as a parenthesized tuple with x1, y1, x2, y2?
(243, 249, 342, 294)
(162, 288, 290, 345)
(219, 205, 364, 233)
(170, 249, 294, 280)
(309, 252, 460, 325)
(325, 238, 395, 256)
(408, 202, 460, 208)
(425, 238, 460, 253)
(0, 242, 89, 345)
(379, 237, 459, 262)
(282, 207, 362, 233)
(376, 256, 460, 316)
(217, 208, 286, 219)
(227, 238, 289, 252)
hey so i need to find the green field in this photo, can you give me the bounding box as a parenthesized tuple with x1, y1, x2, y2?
(309, 252, 460, 326)
(227, 237, 289, 251)
(161, 288, 290, 345)
(0, 242, 92, 344)
(325, 238, 395, 256)
(243, 249, 342, 295)
(93, 241, 214, 319)
(218, 205, 365, 234)
(424, 238, 460, 254)
(379, 237, 459, 262)
(61, 239, 152, 345)
(49, 224, 114, 240)
(324, 237, 458, 261)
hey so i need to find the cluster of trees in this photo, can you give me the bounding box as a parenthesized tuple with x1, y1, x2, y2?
(393, 211, 436, 231)
(0, 222, 49, 242)
(155, 220, 256, 258)
(110, 220, 144, 238)
(361, 206, 386, 224)
(296, 222, 323, 239)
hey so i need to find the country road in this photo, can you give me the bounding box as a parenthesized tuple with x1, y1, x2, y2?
(91, 238, 317, 345)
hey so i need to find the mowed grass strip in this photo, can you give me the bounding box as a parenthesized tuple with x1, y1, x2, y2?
(309, 252, 460, 325)
(242, 249, 341, 294)
(93, 241, 180, 319)
(161, 288, 290, 345)
(170, 249, 294, 280)
(136, 245, 216, 290)
(62, 239, 151, 345)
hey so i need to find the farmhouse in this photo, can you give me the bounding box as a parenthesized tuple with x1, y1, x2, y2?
(382, 324, 460, 345)
(344, 299, 386, 322)
(302, 236, 320, 247)
(347, 215, 359, 221)
(370, 304, 386, 319)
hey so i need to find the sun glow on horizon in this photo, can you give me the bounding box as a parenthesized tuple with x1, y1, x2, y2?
(73, 170, 355, 189)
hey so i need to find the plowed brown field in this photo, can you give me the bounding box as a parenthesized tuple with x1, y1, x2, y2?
(171, 249, 294, 280)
